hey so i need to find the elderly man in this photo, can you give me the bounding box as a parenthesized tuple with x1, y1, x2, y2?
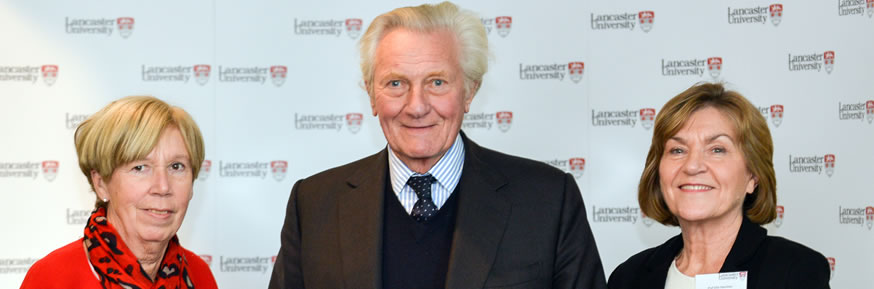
(269, 2, 606, 289)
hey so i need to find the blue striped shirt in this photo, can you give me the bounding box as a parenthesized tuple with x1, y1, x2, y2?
(387, 134, 465, 214)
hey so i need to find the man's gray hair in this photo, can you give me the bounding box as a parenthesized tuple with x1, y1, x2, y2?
(359, 1, 489, 96)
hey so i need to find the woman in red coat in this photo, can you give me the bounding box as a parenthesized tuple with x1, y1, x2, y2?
(21, 96, 217, 289)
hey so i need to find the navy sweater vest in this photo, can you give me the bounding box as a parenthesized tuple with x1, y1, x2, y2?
(382, 177, 459, 289)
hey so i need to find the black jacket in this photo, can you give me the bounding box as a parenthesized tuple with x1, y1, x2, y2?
(608, 217, 830, 289)
(269, 133, 607, 289)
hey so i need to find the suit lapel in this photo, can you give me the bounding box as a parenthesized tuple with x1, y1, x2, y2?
(338, 150, 388, 289)
(720, 216, 766, 272)
(445, 136, 511, 289)
(641, 235, 683, 289)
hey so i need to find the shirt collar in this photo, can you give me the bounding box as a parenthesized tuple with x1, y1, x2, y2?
(388, 134, 465, 194)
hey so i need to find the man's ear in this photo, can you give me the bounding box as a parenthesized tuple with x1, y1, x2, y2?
(464, 81, 480, 113)
(365, 80, 378, 116)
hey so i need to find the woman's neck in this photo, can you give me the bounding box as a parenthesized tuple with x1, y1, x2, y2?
(675, 213, 744, 277)
(106, 209, 170, 281)
(131, 240, 169, 281)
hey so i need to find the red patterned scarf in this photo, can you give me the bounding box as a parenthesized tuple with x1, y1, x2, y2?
(84, 207, 195, 289)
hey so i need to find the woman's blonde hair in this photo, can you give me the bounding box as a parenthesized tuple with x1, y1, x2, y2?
(74, 96, 204, 208)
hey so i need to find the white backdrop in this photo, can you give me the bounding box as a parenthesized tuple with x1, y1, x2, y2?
(1, 0, 872, 288)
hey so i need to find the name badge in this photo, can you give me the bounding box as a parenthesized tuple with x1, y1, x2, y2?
(695, 271, 748, 289)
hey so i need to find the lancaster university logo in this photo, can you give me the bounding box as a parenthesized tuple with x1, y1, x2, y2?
(824, 51, 834, 74)
(495, 16, 512, 37)
(641, 212, 654, 227)
(42, 160, 59, 182)
(640, 108, 656, 130)
(707, 57, 722, 78)
(769, 4, 783, 26)
(639, 11, 654, 32)
(194, 65, 211, 86)
(270, 65, 287, 87)
(496, 111, 513, 132)
(117, 17, 134, 39)
(774, 205, 784, 227)
(569, 158, 585, 179)
(345, 18, 362, 39)
(198, 160, 211, 181)
(568, 62, 584, 84)
(200, 255, 213, 267)
(827, 257, 835, 278)
(867, 100, 874, 123)
(270, 160, 288, 182)
(824, 154, 835, 177)
(770, 105, 784, 127)
(868, 0, 874, 17)
(346, 113, 363, 134)
(42, 65, 58, 86)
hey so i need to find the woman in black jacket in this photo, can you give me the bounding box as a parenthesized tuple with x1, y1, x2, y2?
(608, 83, 829, 289)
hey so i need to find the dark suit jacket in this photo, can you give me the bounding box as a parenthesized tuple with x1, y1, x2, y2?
(608, 216, 830, 289)
(269, 134, 607, 289)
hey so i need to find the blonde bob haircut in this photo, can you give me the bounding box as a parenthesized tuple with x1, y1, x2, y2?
(74, 96, 205, 209)
(639, 83, 777, 226)
(359, 1, 489, 97)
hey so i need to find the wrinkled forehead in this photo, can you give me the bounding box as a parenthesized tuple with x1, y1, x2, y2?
(373, 28, 461, 72)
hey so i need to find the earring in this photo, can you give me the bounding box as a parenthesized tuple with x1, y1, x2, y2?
(102, 198, 108, 203)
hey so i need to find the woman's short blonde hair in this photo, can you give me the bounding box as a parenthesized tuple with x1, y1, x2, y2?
(639, 83, 777, 226)
(359, 1, 489, 96)
(74, 96, 205, 208)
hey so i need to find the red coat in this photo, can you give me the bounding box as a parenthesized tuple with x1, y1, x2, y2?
(20, 238, 218, 289)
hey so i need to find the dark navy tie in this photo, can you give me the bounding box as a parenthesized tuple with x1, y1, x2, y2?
(408, 175, 438, 222)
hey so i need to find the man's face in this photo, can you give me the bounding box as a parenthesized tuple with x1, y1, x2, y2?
(369, 28, 473, 172)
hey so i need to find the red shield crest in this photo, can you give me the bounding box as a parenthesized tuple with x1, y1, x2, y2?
(769, 4, 782, 26)
(569, 158, 585, 179)
(770, 104, 784, 127)
(346, 18, 363, 39)
(641, 212, 654, 227)
(270, 65, 287, 87)
(774, 205, 784, 227)
(199, 255, 213, 266)
(198, 160, 211, 181)
(568, 62, 584, 84)
(495, 16, 512, 37)
(639, 11, 654, 32)
(42, 65, 58, 86)
(346, 113, 363, 134)
(868, 0, 873, 16)
(640, 108, 656, 130)
(117, 17, 134, 39)
(271, 160, 288, 182)
(194, 64, 211, 86)
(495, 111, 513, 132)
(824, 154, 835, 177)
(707, 57, 722, 78)
(827, 257, 835, 278)
(823, 51, 834, 74)
(42, 160, 59, 182)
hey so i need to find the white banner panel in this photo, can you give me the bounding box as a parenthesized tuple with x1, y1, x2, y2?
(1, 0, 871, 288)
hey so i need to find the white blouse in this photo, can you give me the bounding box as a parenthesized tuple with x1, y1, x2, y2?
(664, 259, 696, 289)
